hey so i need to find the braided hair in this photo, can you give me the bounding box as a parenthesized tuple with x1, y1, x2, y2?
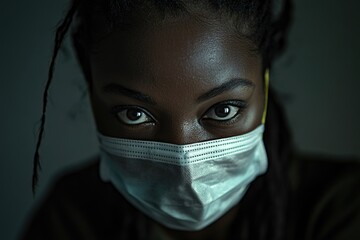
(33, 1, 293, 239)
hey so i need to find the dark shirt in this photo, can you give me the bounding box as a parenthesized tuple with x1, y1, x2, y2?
(21, 155, 360, 240)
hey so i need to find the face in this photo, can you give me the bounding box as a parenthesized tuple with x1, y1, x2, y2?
(89, 14, 264, 144)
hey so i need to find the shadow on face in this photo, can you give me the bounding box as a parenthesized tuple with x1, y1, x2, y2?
(88, 12, 265, 144)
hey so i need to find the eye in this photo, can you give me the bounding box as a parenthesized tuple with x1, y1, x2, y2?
(112, 106, 154, 125)
(203, 101, 246, 121)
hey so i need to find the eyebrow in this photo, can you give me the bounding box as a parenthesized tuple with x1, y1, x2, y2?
(197, 78, 254, 102)
(103, 83, 157, 105)
(103, 77, 254, 105)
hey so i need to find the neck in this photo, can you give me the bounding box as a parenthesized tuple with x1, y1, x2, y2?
(151, 205, 240, 240)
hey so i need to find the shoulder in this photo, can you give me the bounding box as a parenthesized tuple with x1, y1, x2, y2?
(289, 154, 360, 240)
(21, 158, 137, 239)
(50, 158, 105, 199)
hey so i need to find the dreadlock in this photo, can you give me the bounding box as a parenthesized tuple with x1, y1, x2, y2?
(33, 0, 293, 239)
(32, 0, 80, 194)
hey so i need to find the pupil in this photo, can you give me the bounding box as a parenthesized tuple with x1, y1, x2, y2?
(127, 109, 142, 121)
(215, 105, 230, 118)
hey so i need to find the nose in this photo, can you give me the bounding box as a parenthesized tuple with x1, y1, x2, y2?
(154, 120, 209, 145)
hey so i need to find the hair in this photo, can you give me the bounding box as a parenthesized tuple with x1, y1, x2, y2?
(33, 0, 293, 239)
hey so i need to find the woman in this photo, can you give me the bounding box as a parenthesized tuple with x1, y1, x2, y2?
(22, 0, 359, 239)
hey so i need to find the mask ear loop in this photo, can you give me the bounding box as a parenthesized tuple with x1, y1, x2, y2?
(261, 68, 270, 125)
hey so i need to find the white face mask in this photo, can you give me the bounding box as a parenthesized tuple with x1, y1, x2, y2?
(98, 124, 268, 231)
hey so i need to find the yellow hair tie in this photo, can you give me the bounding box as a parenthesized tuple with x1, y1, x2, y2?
(261, 69, 270, 124)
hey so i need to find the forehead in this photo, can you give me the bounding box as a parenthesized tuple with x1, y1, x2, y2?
(90, 15, 262, 94)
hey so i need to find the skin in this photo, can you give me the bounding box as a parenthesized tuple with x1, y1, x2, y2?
(87, 11, 264, 240)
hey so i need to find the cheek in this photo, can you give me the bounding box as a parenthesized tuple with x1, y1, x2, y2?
(230, 81, 265, 135)
(89, 91, 128, 138)
(89, 91, 112, 135)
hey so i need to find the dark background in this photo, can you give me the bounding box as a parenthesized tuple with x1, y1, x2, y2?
(1, 0, 359, 239)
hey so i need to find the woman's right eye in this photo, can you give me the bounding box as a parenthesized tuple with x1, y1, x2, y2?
(112, 107, 154, 125)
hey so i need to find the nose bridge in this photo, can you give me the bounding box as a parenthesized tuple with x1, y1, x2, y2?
(156, 118, 207, 145)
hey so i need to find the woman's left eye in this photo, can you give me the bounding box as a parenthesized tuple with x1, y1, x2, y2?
(203, 102, 245, 121)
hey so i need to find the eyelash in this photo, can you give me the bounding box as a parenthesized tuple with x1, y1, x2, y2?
(110, 105, 156, 126)
(202, 100, 248, 126)
(110, 100, 248, 126)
